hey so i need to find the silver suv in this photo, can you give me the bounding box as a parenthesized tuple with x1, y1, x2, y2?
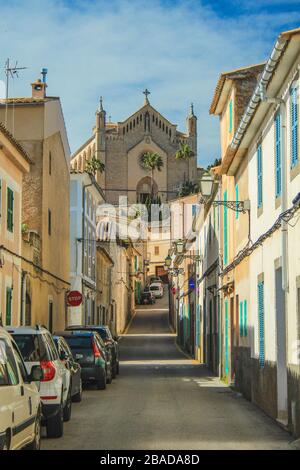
(8, 326, 71, 438)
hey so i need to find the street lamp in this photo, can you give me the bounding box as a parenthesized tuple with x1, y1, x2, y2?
(175, 239, 184, 255)
(165, 255, 172, 268)
(199, 171, 250, 213)
(199, 171, 214, 199)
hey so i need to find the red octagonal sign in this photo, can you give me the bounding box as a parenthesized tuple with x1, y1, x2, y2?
(67, 290, 83, 307)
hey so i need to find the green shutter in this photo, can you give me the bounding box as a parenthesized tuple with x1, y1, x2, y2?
(258, 282, 265, 367)
(7, 187, 14, 232)
(243, 300, 247, 337)
(225, 300, 229, 376)
(239, 301, 243, 337)
(275, 112, 281, 197)
(291, 86, 298, 168)
(223, 190, 228, 266)
(6, 287, 12, 325)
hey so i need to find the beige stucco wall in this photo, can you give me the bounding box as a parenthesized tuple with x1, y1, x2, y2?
(0, 100, 70, 331)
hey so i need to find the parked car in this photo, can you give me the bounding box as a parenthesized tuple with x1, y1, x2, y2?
(66, 325, 119, 378)
(149, 276, 163, 285)
(141, 291, 155, 305)
(60, 331, 110, 389)
(149, 282, 164, 298)
(0, 327, 43, 450)
(8, 326, 71, 438)
(53, 335, 83, 403)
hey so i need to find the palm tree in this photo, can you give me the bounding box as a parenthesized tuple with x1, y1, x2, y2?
(141, 151, 164, 196)
(175, 143, 194, 160)
(175, 143, 194, 182)
(178, 180, 199, 197)
(85, 156, 105, 176)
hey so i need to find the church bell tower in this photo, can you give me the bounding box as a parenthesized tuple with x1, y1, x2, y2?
(95, 97, 106, 186)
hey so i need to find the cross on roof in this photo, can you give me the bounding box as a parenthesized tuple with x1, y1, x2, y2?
(143, 88, 150, 103)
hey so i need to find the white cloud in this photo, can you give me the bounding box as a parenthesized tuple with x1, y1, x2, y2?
(0, 0, 299, 166)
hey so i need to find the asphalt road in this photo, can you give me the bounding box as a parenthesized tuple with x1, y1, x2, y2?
(43, 292, 295, 450)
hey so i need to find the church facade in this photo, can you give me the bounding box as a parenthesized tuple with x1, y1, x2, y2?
(71, 92, 198, 206)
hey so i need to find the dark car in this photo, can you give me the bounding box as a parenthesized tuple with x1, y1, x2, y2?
(53, 334, 83, 403)
(60, 331, 112, 390)
(66, 325, 119, 378)
(141, 291, 155, 305)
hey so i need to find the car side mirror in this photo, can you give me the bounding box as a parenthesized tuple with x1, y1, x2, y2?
(29, 365, 44, 382)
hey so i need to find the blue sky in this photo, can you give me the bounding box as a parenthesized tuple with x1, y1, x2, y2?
(0, 0, 300, 166)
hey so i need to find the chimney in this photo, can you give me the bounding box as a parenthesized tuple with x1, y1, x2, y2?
(31, 78, 47, 99)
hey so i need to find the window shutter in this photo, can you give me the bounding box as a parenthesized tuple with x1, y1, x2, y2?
(291, 86, 298, 168)
(243, 300, 247, 337)
(235, 184, 239, 220)
(6, 287, 12, 325)
(275, 112, 281, 197)
(225, 300, 229, 376)
(258, 282, 265, 367)
(257, 145, 263, 208)
(223, 191, 228, 266)
(7, 188, 14, 232)
(239, 301, 243, 337)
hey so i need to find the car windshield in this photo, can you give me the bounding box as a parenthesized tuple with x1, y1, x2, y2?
(64, 336, 93, 350)
(150, 286, 160, 290)
(13, 334, 48, 362)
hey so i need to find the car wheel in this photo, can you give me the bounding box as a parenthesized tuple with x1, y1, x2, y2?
(63, 387, 72, 422)
(27, 411, 41, 450)
(106, 365, 112, 384)
(96, 370, 106, 390)
(46, 399, 64, 438)
(72, 380, 83, 403)
(1, 433, 10, 450)
(112, 363, 117, 379)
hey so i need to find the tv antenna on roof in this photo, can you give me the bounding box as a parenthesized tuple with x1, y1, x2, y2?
(4, 58, 27, 128)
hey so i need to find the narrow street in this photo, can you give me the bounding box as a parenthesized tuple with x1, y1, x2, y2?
(43, 293, 294, 450)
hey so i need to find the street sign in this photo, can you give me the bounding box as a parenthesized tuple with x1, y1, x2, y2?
(67, 290, 83, 307)
(188, 278, 195, 290)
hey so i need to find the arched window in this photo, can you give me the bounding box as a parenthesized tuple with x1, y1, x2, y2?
(130, 122, 132, 130)
(162, 123, 165, 131)
(137, 116, 139, 125)
(133, 119, 135, 127)
(126, 124, 129, 132)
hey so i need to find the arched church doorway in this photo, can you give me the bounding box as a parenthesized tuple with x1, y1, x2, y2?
(136, 176, 158, 204)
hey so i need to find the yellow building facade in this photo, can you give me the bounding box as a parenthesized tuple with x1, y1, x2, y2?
(0, 123, 31, 326)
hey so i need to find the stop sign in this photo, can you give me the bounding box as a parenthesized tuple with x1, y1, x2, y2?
(67, 290, 83, 307)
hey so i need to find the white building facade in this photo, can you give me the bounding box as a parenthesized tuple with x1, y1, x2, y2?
(69, 170, 105, 325)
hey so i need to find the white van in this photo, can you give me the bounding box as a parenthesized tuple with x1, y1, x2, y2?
(0, 327, 42, 450)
